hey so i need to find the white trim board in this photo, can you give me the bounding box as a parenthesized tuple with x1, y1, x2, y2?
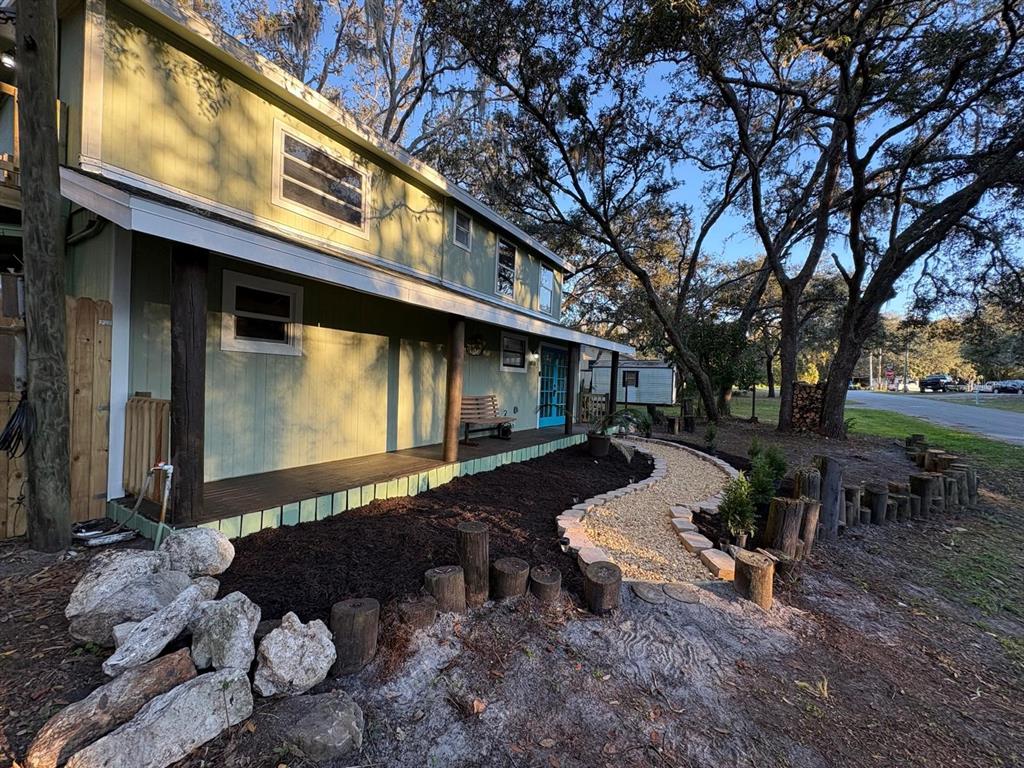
(60, 168, 635, 355)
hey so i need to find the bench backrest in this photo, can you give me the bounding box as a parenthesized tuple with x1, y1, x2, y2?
(460, 394, 500, 421)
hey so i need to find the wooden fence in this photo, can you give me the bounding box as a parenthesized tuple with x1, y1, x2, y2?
(0, 295, 112, 539)
(123, 396, 171, 504)
(580, 392, 608, 424)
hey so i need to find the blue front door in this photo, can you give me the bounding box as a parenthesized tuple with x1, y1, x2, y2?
(538, 346, 568, 428)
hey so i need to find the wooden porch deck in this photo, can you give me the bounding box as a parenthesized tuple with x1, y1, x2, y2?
(123, 425, 587, 529)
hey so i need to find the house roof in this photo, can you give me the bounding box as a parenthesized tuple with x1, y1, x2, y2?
(116, 0, 571, 274)
(61, 167, 634, 354)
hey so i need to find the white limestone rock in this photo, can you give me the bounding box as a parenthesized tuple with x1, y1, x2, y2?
(158, 528, 234, 577)
(69, 571, 192, 647)
(111, 622, 139, 649)
(190, 591, 261, 671)
(253, 612, 336, 697)
(66, 550, 169, 620)
(191, 576, 220, 600)
(286, 691, 364, 761)
(65, 669, 253, 768)
(102, 585, 205, 677)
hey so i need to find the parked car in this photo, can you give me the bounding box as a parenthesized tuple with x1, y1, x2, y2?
(995, 379, 1024, 394)
(976, 381, 995, 393)
(919, 373, 954, 392)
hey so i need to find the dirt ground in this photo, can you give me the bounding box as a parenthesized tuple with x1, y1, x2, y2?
(2, 422, 1022, 768)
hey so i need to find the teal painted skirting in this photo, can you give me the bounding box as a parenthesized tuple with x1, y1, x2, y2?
(110, 433, 587, 541)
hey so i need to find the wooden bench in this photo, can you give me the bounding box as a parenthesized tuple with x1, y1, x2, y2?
(460, 394, 515, 444)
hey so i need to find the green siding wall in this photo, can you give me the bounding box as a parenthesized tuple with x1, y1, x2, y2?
(65, 218, 113, 300)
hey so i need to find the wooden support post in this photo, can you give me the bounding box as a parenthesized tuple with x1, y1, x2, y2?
(800, 498, 821, 559)
(584, 561, 621, 614)
(766, 497, 804, 558)
(814, 455, 844, 540)
(424, 566, 466, 613)
(491, 557, 530, 598)
(396, 595, 438, 630)
(844, 484, 862, 528)
(529, 564, 562, 603)
(329, 598, 379, 675)
(608, 351, 620, 415)
(734, 550, 774, 610)
(565, 343, 580, 435)
(442, 316, 465, 463)
(909, 474, 933, 517)
(169, 246, 208, 524)
(455, 521, 488, 606)
(864, 484, 889, 525)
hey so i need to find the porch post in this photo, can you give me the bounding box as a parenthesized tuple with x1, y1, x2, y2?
(565, 343, 580, 435)
(608, 350, 620, 415)
(443, 315, 465, 463)
(170, 245, 207, 523)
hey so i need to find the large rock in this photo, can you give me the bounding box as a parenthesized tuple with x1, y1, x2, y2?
(158, 528, 234, 577)
(102, 585, 205, 677)
(190, 591, 261, 671)
(69, 571, 192, 647)
(26, 649, 196, 768)
(286, 691, 364, 761)
(253, 612, 335, 697)
(191, 576, 220, 600)
(65, 668, 253, 768)
(66, 551, 169, 620)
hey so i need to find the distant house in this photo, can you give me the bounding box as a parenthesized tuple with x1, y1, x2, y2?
(0, 0, 631, 539)
(586, 358, 677, 406)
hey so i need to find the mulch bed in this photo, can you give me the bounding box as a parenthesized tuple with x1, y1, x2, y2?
(218, 444, 652, 623)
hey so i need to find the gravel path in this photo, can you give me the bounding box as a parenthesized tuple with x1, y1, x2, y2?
(583, 441, 729, 583)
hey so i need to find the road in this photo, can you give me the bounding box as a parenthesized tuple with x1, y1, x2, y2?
(846, 390, 1024, 445)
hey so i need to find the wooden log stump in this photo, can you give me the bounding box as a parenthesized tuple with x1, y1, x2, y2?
(909, 474, 934, 517)
(397, 595, 438, 630)
(794, 467, 822, 501)
(766, 497, 805, 559)
(800, 498, 821, 559)
(885, 499, 897, 523)
(892, 494, 910, 523)
(424, 566, 466, 613)
(950, 463, 977, 506)
(929, 473, 946, 514)
(734, 549, 775, 610)
(923, 449, 945, 472)
(935, 453, 960, 473)
(887, 481, 910, 495)
(908, 494, 921, 519)
(814, 455, 844, 540)
(843, 485, 862, 528)
(529, 564, 562, 604)
(864, 484, 889, 525)
(491, 557, 530, 599)
(906, 433, 927, 448)
(948, 468, 969, 507)
(456, 522, 489, 607)
(330, 598, 380, 675)
(583, 561, 622, 614)
(944, 476, 960, 512)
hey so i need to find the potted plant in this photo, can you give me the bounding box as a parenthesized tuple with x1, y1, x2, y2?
(587, 408, 651, 457)
(718, 473, 756, 548)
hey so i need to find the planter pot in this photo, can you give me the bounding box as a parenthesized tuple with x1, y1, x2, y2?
(736, 533, 749, 549)
(588, 433, 611, 458)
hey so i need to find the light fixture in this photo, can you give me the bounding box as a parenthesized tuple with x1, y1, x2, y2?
(1, 52, 14, 69)
(465, 336, 486, 356)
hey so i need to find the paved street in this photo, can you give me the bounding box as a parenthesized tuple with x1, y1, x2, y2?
(847, 391, 1024, 445)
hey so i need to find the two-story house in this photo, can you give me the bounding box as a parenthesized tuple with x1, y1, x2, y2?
(3, 0, 631, 540)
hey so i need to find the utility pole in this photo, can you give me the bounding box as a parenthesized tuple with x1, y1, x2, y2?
(903, 341, 909, 393)
(18, 0, 72, 551)
(869, 351, 874, 390)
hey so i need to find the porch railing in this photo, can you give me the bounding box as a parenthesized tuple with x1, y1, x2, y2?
(580, 392, 608, 424)
(123, 396, 171, 503)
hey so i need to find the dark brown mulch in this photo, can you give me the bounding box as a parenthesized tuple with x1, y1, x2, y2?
(217, 444, 652, 623)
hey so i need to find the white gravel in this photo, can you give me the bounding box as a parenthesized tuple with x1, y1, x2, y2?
(584, 440, 728, 583)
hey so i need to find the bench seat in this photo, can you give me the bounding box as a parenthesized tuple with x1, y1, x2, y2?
(460, 394, 515, 443)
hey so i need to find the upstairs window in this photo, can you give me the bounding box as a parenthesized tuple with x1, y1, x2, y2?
(222, 271, 303, 356)
(539, 266, 555, 314)
(495, 238, 516, 297)
(274, 125, 366, 232)
(453, 208, 472, 250)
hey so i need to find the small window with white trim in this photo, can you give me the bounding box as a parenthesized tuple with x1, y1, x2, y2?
(495, 238, 516, 297)
(221, 271, 303, 356)
(499, 332, 528, 372)
(453, 208, 472, 250)
(273, 124, 366, 233)
(539, 265, 555, 314)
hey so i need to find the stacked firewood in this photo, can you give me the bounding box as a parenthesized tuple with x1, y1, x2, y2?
(791, 382, 825, 432)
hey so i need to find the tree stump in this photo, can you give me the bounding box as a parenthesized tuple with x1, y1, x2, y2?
(456, 522, 489, 607)
(583, 561, 622, 614)
(929, 473, 946, 514)
(843, 484, 862, 528)
(814, 455, 844, 539)
(800, 498, 821, 559)
(794, 467, 821, 501)
(491, 557, 530, 599)
(908, 494, 921, 519)
(950, 463, 977, 506)
(935, 453, 960, 473)
(529, 564, 562, 604)
(887, 481, 910, 495)
(766, 497, 805, 558)
(906, 433, 927, 448)
(909, 474, 934, 517)
(330, 598, 379, 675)
(397, 595, 438, 630)
(424, 566, 466, 613)
(734, 549, 775, 610)
(885, 499, 897, 522)
(923, 449, 945, 472)
(947, 468, 969, 507)
(892, 494, 910, 523)
(944, 476, 960, 512)
(864, 484, 889, 525)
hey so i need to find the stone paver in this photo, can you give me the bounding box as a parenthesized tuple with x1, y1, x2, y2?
(699, 549, 736, 580)
(630, 582, 668, 605)
(671, 519, 698, 534)
(680, 532, 714, 554)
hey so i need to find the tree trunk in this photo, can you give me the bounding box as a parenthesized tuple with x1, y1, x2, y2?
(776, 288, 800, 433)
(765, 351, 776, 398)
(717, 382, 733, 417)
(19, 0, 72, 552)
(820, 309, 876, 438)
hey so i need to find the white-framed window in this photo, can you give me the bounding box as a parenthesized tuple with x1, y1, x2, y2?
(272, 122, 367, 235)
(539, 265, 555, 314)
(453, 207, 472, 251)
(221, 270, 303, 356)
(495, 238, 516, 297)
(499, 332, 528, 373)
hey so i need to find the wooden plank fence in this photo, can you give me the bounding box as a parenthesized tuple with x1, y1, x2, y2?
(123, 396, 171, 504)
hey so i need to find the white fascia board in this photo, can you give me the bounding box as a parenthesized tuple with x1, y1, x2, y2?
(60, 168, 633, 355)
(116, 0, 570, 274)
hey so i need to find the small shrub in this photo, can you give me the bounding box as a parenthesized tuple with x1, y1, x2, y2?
(703, 422, 717, 451)
(748, 457, 776, 506)
(748, 436, 764, 461)
(718, 473, 756, 539)
(760, 444, 788, 482)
